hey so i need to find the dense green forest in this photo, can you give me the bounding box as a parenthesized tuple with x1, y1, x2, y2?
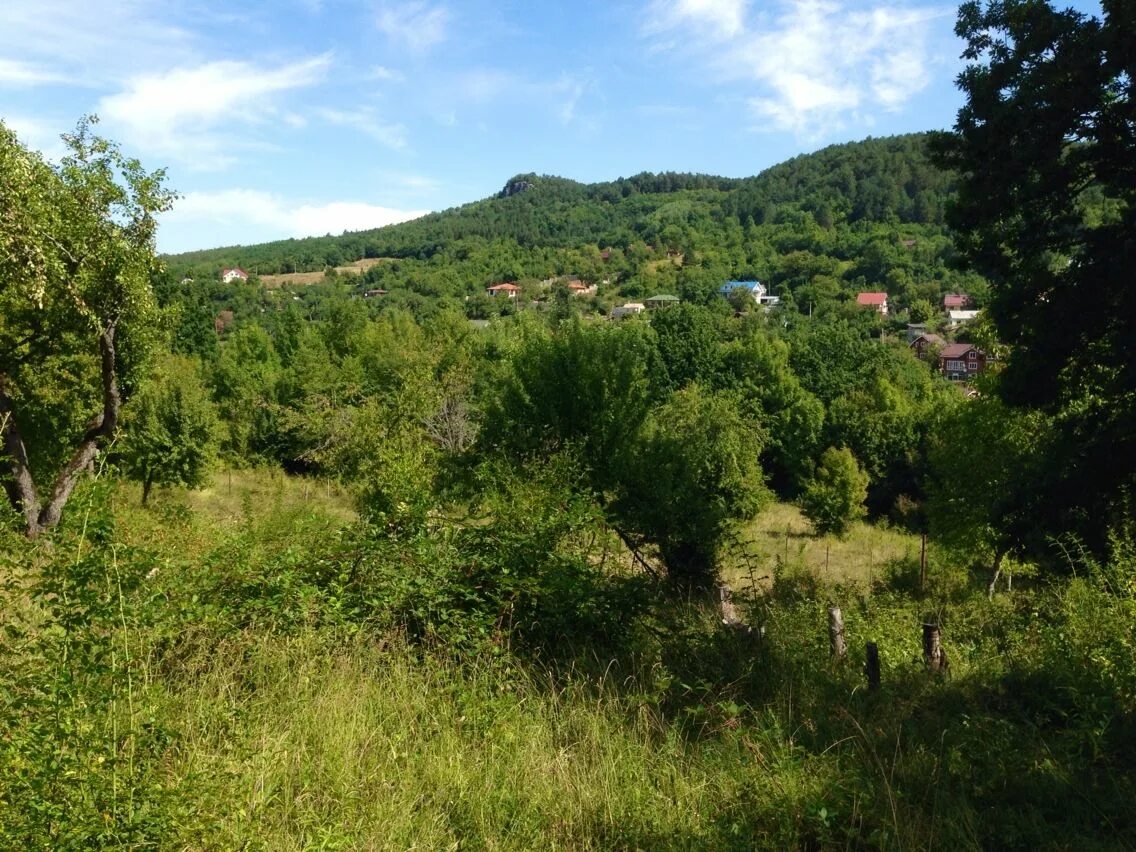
(167, 133, 984, 322)
(3, 1, 1136, 844)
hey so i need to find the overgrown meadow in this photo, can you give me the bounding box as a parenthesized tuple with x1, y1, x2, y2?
(4, 459, 1136, 849)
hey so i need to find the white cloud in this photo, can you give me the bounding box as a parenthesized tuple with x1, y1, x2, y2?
(369, 65, 405, 82)
(163, 188, 429, 245)
(318, 108, 408, 148)
(0, 0, 195, 85)
(646, 0, 748, 40)
(0, 58, 75, 87)
(98, 55, 332, 166)
(646, 0, 944, 137)
(375, 1, 450, 50)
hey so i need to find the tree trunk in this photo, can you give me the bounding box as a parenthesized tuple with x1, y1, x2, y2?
(0, 388, 42, 534)
(987, 549, 1006, 600)
(4, 322, 121, 537)
(141, 475, 153, 507)
(828, 605, 846, 658)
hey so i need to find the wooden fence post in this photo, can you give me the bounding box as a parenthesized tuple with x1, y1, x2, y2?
(919, 532, 927, 590)
(865, 642, 880, 690)
(922, 623, 946, 672)
(828, 605, 846, 659)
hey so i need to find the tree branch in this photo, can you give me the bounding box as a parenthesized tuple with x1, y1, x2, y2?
(34, 320, 120, 533)
(0, 386, 41, 532)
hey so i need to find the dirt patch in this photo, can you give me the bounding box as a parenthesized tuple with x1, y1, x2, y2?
(260, 257, 394, 288)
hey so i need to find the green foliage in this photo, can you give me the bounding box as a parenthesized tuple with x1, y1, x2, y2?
(119, 355, 218, 504)
(798, 446, 868, 536)
(0, 116, 174, 533)
(614, 387, 770, 587)
(926, 392, 1051, 572)
(483, 320, 655, 490)
(934, 0, 1136, 559)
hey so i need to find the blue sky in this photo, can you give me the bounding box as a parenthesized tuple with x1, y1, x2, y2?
(0, 0, 1103, 254)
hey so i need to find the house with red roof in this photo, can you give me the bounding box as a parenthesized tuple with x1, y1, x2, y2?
(939, 343, 987, 381)
(221, 267, 249, 283)
(856, 292, 889, 315)
(486, 282, 520, 298)
(943, 293, 971, 311)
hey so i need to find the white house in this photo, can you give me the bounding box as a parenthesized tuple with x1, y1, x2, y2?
(221, 267, 249, 283)
(611, 302, 645, 319)
(947, 309, 980, 328)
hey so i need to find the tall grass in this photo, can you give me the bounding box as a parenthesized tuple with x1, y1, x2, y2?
(5, 478, 1136, 849)
(164, 632, 838, 850)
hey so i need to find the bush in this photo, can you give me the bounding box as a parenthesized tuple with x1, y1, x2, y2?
(799, 446, 868, 536)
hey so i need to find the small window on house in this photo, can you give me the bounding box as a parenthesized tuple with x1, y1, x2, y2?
(968, 351, 977, 359)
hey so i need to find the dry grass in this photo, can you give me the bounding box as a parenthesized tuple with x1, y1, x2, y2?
(259, 257, 393, 288)
(721, 503, 920, 591)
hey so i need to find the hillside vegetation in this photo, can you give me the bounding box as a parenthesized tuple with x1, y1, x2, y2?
(5, 7, 1136, 841)
(166, 134, 981, 324)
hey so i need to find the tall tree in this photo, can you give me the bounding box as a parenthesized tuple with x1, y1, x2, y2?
(933, 0, 1136, 556)
(119, 356, 218, 506)
(0, 118, 174, 535)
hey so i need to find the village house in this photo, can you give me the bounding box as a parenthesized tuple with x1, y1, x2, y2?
(720, 280, 780, 308)
(611, 302, 645, 319)
(943, 293, 971, 311)
(566, 279, 597, 297)
(947, 309, 980, 328)
(486, 282, 520, 299)
(909, 332, 945, 358)
(221, 267, 249, 283)
(939, 343, 987, 381)
(856, 292, 889, 315)
(644, 294, 680, 309)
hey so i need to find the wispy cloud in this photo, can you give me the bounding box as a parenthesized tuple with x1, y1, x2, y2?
(98, 55, 332, 166)
(375, 1, 450, 50)
(0, 0, 196, 84)
(645, 0, 945, 137)
(163, 188, 429, 245)
(645, 0, 748, 40)
(0, 58, 76, 87)
(318, 107, 408, 148)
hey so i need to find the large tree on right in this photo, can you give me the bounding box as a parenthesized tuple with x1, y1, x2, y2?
(933, 0, 1136, 557)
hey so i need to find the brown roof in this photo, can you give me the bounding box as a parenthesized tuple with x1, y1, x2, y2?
(910, 333, 944, 346)
(856, 292, 888, 306)
(940, 343, 980, 358)
(943, 293, 970, 309)
(487, 282, 520, 292)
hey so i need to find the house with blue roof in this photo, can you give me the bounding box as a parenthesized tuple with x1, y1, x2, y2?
(719, 280, 780, 307)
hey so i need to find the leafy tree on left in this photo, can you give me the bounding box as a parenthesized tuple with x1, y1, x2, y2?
(0, 118, 175, 536)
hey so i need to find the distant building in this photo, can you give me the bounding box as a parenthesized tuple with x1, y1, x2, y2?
(644, 294, 680, 309)
(909, 333, 945, 358)
(611, 302, 645, 319)
(856, 292, 889, 315)
(943, 293, 971, 311)
(221, 267, 249, 283)
(566, 279, 597, 297)
(939, 343, 987, 381)
(947, 309, 980, 328)
(486, 282, 520, 298)
(720, 280, 779, 308)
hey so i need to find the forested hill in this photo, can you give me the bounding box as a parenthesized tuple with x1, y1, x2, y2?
(167, 133, 955, 283)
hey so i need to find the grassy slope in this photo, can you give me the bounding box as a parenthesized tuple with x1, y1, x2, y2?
(5, 477, 1135, 849)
